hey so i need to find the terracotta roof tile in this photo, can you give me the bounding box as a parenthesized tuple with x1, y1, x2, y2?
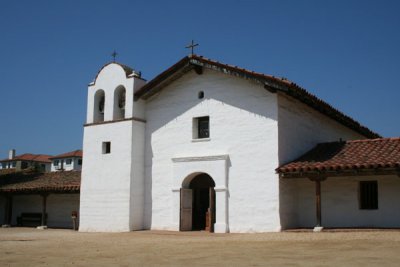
(0, 154, 52, 163)
(0, 170, 80, 193)
(49, 150, 82, 159)
(277, 138, 400, 175)
(134, 55, 380, 139)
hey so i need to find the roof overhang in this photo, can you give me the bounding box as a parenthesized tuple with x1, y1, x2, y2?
(279, 168, 400, 179)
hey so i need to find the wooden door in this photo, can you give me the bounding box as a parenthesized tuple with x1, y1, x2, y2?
(180, 188, 193, 231)
(209, 187, 215, 233)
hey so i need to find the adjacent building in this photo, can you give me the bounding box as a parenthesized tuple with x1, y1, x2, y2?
(0, 150, 82, 229)
(50, 150, 83, 172)
(0, 150, 51, 172)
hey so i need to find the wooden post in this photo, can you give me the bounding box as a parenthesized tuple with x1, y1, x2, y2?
(41, 194, 48, 226)
(3, 195, 12, 226)
(315, 180, 321, 227)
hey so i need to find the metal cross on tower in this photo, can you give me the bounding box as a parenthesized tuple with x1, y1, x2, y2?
(111, 50, 118, 62)
(185, 40, 199, 55)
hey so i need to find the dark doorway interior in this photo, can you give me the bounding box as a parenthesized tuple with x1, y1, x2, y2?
(189, 174, 215, 231)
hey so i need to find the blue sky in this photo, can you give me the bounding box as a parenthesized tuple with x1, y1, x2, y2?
(0, 0, 399, 157)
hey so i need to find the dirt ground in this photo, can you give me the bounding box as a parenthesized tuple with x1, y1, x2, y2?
(1, 228, 400, 267)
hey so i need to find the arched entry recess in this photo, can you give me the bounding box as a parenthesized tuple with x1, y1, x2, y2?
(172, 154, 229, 233)
(180, 173, 216, 232)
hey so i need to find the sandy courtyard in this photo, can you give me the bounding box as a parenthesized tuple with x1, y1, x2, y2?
(1, 228, 400, 266)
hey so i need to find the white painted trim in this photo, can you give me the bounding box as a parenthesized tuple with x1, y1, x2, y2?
(173, 187, 227, 192)
(172, 154, 229, 162)
(214, 187, 228, 192)
(191, 138, 211, 143)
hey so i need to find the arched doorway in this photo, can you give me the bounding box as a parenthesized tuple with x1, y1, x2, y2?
(180, 173, 215, 232)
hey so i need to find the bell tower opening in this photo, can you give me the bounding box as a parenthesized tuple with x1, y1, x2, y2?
(113, 86, 126, 120)
(93, 90, 105, 123)
(180, 173, 216, 232)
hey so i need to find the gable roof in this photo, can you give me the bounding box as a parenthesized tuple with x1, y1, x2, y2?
(276, 137, 400, 177)
(0, 154, 52, 163)
(134, 54, 380, 139)
(49, 150, 83, 159)
(0, 170, 80, 193)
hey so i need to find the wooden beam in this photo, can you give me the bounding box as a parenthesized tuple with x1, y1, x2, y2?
(264, 85, 277, 93)
(194, 65, 203, 75)
(315, 179, 322, 227)
(280, 168, 399, 179)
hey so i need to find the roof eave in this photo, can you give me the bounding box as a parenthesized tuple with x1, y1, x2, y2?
(278, 167, 400, 179)
(134, 55, 380, 139)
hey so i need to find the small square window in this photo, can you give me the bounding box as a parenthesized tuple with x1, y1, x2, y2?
(193, 116, 209, 139)
(78, 159, 82, 165)
(54, 160, 59, 166)
(102, 142, 111, 154)
(359, 181, 378, 210)
(66, 159, 72, 165)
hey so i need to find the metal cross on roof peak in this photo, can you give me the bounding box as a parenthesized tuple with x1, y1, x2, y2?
(185, 40, 199, 56)
(111, 50, 118, 62)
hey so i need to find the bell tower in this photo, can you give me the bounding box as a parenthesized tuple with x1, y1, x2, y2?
(79, 62, 146, 232)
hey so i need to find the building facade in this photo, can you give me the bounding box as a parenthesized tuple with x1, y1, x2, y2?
(50, 150, 83, 172)
(79, 55, 399, 233)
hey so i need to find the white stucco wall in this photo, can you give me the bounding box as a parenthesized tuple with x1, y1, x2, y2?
(47, 194, 80, 228)
(10, 194, 79, 228)
(278, 94, 365, 164)
(80, 121, 143, 232)
(43, 162, 51, 172)
(144, 69, 280, 233)
(277, 94, 369, 229)
(11, 195, 41, 225)
(51, 158, 82, 172)
(129, 121, 145, 230)
(277, 94, 366, 165)
(294, 175, 400, 228)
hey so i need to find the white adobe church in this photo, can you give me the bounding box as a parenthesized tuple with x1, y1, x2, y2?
(79, 54, 400, 233)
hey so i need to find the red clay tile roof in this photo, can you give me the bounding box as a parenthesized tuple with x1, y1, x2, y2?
(49, 150, 83, 159)
(277, 138, 400, 176)
(0, 154, 52, 163)
(0, 170, 80, 193)
(134, 54, 380, 139)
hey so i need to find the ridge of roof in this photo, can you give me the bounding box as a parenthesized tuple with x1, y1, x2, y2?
(49, 150, 83, 159)
(0, 153, 52, 163)
(134, 54, 380, 139)
(346, 137, 400, 143)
